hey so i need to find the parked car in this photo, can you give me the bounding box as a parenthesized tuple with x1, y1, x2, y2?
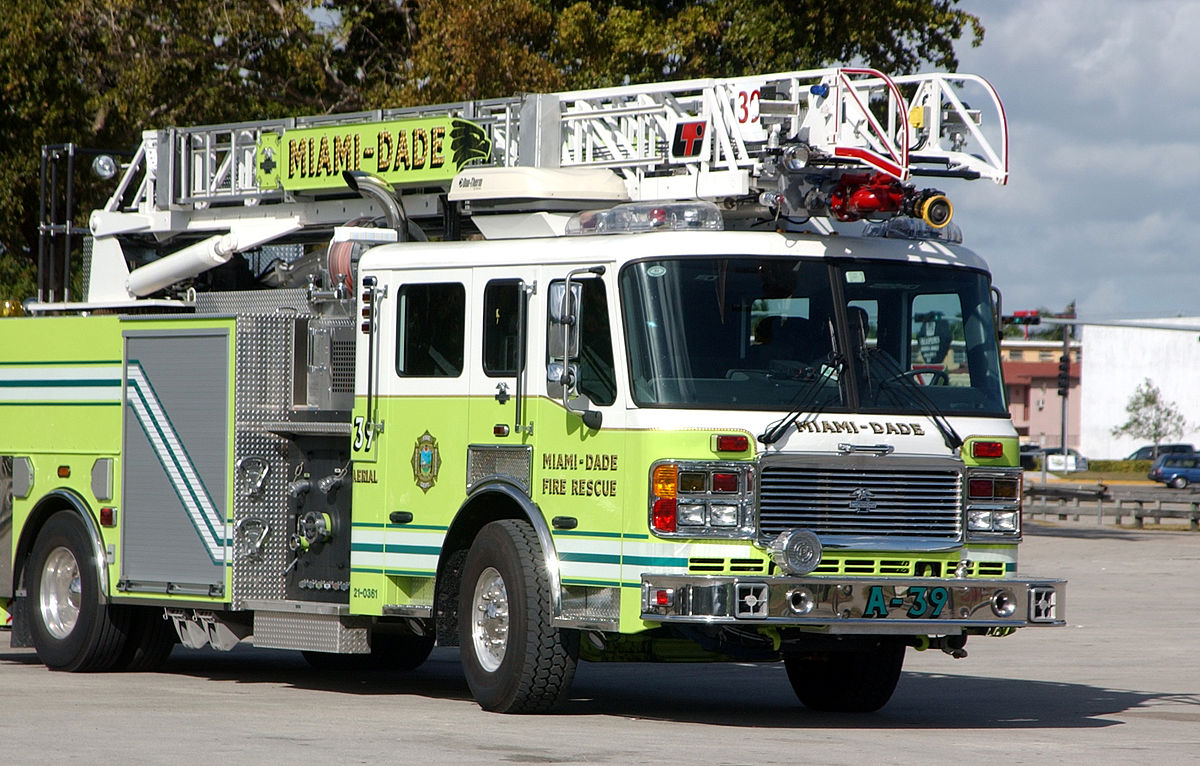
(1039, 447, 1089, 472)
(1019, 443, 1042, 470)
(1125, 443, 1196, 461)
(1148, 454, 1200, 488)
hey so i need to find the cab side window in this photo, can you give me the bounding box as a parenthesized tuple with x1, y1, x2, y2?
(396, 283, 465, 377)
(483, 280, 521, 377)
(577, 280, 616, 406)
(546, 278, 615, 406)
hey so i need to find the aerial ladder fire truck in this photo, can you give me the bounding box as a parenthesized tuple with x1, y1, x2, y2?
(0, 67, 1063, 713)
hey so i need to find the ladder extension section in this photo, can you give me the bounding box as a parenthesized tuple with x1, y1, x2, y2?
(101, 67, 1006, 221)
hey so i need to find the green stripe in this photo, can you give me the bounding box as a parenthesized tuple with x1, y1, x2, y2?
(553, 529, 624, 539)
(623, 554, 688, 567)
(351, 523, 448, 531)
(386, 544, 442, 556)
(0, 360, 121, 366)
(351, 567, 438, 577)
(560, 552, 620, 565)
(561, 578, 622, 587)
(0, 379, 119, 387)
(351, 543, 441, 556)
(0, 401, 121, 407)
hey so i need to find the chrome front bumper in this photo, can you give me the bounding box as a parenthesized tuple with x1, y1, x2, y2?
(641, 575, 1066, 633)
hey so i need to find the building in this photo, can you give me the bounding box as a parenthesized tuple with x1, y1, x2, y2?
(1000, 338, 1081, 449)
(1080, 318, 1200, 459)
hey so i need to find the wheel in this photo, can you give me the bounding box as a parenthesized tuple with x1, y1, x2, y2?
(302, 632, 435, 671)
(458, 519, 578, 713)
(784, 639, 906, 712)
(116, 607, 177, 671)
(27, 511, 129, 671)
(1170, 476, 1189, 489)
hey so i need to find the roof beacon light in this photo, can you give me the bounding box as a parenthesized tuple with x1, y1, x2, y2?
(566, 201, 724, 236)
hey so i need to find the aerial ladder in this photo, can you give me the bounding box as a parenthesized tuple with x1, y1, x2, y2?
(37, 67, 1007, 309)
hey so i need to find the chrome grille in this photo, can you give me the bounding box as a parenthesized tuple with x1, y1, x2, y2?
(758, 461, 962, 540)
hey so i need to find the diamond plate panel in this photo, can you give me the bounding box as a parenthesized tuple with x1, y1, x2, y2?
(467, 444, 532, 492)
(231, 430, 293, 607)
(560, 585, 620, 622)
(195, 288, 316, 317)
(195, 291, 357, 610)
(253, 611, 370, 653)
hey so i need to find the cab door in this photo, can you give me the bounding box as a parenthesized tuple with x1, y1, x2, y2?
(349, 270, 472, 614)
(465, 269, 538, 497)
(527, 263, 629, 611)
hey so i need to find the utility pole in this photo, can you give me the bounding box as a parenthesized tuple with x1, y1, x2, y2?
(1059, 323, 1071, 468)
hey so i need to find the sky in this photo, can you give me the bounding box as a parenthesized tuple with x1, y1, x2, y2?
(939, 0, 1200, 320)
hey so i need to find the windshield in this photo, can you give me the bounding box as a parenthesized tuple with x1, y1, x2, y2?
(620, 256, 1007, 415)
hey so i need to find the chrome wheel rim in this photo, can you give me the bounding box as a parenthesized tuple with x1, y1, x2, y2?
(39, 546, 82, 639)
(470, 566, 509, 672)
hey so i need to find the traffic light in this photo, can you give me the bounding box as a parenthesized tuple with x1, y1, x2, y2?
(1004, 310, 1040, 326)
(1057, 355, 1070, 397)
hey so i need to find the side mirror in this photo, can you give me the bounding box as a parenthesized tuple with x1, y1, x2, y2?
(547, 281, 581, 359)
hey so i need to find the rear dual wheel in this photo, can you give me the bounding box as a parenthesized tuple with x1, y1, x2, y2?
(27, 512, 129, 671)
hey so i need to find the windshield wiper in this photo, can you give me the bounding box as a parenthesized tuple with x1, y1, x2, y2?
(757, 356, 845, 445)
(864, 348, 963, 451)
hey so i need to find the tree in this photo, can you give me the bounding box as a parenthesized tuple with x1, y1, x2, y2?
(0, 0, 983, 303)
(1110, 379, 1187, 458)
(1002, 301, 1076, 339)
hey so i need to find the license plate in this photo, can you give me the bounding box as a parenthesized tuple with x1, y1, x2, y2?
(864, 585, 949, 619)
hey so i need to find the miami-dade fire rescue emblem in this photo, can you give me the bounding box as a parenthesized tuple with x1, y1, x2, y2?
(411, 431, 441, 492)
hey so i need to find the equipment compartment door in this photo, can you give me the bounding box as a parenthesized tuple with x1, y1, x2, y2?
(121, 329, 231, 596)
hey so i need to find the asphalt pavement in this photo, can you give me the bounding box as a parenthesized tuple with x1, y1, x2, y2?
(1, 518, 1198, 765)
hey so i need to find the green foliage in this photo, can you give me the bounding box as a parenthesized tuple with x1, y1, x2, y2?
(1089, 459, 1152, 474)
(1110, 379, 1187, 449)
(0, 249, 37, 305)
(0, 0, 982, 286)
(1002, 301, 1076, 339)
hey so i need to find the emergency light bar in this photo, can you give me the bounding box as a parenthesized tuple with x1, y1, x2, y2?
(565, 201, 724, 236)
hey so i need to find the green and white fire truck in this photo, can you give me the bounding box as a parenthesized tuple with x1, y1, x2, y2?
(0, 67, 1063, 713)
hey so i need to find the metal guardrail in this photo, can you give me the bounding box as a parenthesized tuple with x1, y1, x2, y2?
(1024, 483, 1200, 530)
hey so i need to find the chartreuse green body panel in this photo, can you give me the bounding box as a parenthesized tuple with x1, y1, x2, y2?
(0, 314, 236, 605)
(347, 392, 758, 631)
(347, 391, 1020, 633)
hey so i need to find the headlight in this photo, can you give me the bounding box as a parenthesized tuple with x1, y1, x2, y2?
(993, 511, 1019, 532)
(678, 503, 707, 526)
(649, 460, 755, 539)
(968, 510, 994, 531)
(965, 468, 1022, 539)
(709, 504, 739, 527)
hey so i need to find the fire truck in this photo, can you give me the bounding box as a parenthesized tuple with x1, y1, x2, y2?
(0, 67, 1064, 713)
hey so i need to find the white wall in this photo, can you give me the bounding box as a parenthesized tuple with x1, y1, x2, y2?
(1080, 318, 1200, 459)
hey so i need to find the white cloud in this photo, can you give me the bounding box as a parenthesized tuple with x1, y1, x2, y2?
(944, 0, 1200, 319)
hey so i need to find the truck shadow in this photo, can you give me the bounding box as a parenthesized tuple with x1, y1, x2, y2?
(131, 645, 1196, 729)
(4, 639, 1193, 729)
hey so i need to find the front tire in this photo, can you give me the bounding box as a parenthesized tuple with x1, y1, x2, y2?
(458, 519, 578, 713)
(27, 511, 129, 671)
(784, 638, 906, 712)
